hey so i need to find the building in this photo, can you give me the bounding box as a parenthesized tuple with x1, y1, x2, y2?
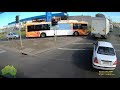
(8, 12, 68, 25)
(5, 13, 93, 31)
(4, 12, 68, 31)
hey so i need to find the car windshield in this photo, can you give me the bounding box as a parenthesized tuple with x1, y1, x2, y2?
(97, 46, 115, 55)
(12, 33, 17, 35)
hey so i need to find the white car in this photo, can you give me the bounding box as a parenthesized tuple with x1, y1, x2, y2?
(92, 41, 118, 70)
(6, 32, 20, 39)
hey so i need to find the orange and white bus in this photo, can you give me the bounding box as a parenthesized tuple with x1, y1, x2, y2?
(25, 20, 89, 38)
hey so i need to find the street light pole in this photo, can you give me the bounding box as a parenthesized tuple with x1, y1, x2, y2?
(19, 22, 23, 49)
(53, 25, 56, 42)
(16, 15, 23, 49)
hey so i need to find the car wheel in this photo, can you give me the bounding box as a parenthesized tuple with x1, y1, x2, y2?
(14, 36, 17, 39)
(6, 37, 9, 40)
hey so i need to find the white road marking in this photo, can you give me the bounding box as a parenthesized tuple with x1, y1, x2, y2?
(0, 50, 6, 53)
(58, 48, 120, 52)
(58, 48, 92, 51)
(73, 43, 93, 45)
(73, 43, 120, 45)
(114, 44, 120, 45)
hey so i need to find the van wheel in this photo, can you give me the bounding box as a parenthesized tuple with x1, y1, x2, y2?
(73, 31, 79, 36)
(40, 33, 46, 38)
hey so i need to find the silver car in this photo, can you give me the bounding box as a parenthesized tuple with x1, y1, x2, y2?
(6, 32, 20, 39)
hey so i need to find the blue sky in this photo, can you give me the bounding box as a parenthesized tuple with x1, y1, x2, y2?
(0, 12, 120, 28)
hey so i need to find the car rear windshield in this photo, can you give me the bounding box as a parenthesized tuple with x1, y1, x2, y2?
(97, 46, 115, 55)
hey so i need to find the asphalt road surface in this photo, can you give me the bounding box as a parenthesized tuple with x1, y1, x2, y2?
(0, 27, 120, 78)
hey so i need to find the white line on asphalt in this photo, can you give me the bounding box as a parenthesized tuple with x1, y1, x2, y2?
(73, 43, 93, 45)
(0, 50, 6, 53)
(114, 44, 120, 45)
(73, 43, 120, 45)
(58, 48, 120, 52)
(58, 48, 92, 51)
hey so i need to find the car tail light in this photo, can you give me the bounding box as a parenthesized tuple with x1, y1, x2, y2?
(113, 60, 118, 65)
(94, 57, 98, 64)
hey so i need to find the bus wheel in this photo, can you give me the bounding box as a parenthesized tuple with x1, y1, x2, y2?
(74, 31, 79, 36)
(40, 33, 46, 38)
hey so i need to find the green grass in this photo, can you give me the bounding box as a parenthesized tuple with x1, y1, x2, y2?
(0, 32, 6, 39)
(21, 30, 26, 38)
(14, 30, 26, 38)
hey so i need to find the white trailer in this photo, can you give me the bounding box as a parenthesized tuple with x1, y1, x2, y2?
(91, 17, 110, 39)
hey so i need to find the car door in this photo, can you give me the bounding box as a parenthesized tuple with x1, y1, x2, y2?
(7, 34, 11, 38)
(10, 33, 13, 38)
(92, 42, 98, 62)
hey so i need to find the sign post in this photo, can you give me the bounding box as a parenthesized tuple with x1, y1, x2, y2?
(19, 23, 23, 49)
(53, 25, 57, 42)
(51, 16, 58, 42)
(16, 15, 23, 50)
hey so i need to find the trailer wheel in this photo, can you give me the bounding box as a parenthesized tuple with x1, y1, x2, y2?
(40, 33, 46, 38)
(73, 31, 79, 36)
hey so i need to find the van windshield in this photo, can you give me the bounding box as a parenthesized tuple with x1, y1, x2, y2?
(97, 46, 115, 55)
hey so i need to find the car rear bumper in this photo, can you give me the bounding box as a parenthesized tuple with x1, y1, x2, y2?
(92, 64, 116, 70)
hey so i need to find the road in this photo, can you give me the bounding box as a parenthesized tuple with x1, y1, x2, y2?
(0, 27, 120, 78)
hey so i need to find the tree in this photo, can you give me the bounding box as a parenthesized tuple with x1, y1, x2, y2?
(95, 13, 105, 18)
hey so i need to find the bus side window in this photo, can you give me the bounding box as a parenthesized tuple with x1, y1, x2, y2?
(35, 25, 41, 31)
(78, 24, 81, 29)
(41, 24, 50, 30)
(73, 24, 78, 29)
(80, 24, 87, 30)
(28, 25, 34, 32)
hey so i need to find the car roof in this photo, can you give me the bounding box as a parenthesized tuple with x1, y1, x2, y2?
(98, 41, 114, 48)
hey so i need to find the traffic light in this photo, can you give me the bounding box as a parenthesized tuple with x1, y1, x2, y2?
(15, 15, 19, 23)
(51, 18, 58, 26)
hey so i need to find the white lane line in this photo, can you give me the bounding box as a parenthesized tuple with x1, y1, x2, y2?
(58, 48, 120, 52)
(0, 50, 6, 53)
(73, 43, 120, 45)
(116, 50, 120, 52)
(114, 44, 120, 45)
(58, 48, 92, 51)
(73, 43, 93, 45)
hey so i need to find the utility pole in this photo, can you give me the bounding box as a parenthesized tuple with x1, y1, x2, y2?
(51, 16, 58, 42)
(16, 15, 23, 49)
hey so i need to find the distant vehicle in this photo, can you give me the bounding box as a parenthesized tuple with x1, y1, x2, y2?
(91, 17, 110, 39)
(92, 41, 118, 70)
(110, 24, 113, 32)
(6, 32, 20, 39)
(25, 20, 89, 38)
